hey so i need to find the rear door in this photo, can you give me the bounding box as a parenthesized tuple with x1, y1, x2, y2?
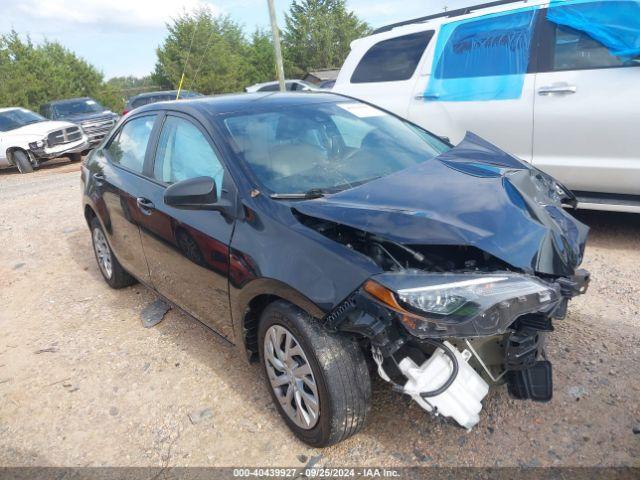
(532, 3, 640, 195)
(137, 113, 235, 339)
(408, 8, 539, 161)
(94, 114, 159, 283)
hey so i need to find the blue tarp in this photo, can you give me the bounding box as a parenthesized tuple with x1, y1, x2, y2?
(424, 8, 538, 102)
(547, 0, 640, 58)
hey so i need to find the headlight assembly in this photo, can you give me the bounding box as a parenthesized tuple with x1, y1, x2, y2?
(363, 271, 561, 338)
(28, 139, 47, 150)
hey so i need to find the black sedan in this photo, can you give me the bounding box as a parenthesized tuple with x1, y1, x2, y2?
(81, 92, 589, 447)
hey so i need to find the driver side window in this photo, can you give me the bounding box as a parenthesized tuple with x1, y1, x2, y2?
(153, 116, 224, 197)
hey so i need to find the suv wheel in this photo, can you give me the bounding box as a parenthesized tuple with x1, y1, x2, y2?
(258, 301, 371, 447)
(90, 217, 136, 289)
(13, 150, 33, 174)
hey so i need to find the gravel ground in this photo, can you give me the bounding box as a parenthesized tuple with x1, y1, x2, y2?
(0, 161, 638, 468)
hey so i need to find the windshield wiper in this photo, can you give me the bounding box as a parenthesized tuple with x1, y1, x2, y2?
(270, 188, 325, 200)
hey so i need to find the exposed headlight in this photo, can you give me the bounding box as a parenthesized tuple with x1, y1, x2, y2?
(363, 272, 560, 338)
(28, 139, 47, 149)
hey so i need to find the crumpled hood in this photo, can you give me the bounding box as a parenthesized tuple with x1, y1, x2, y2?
(294, 132, 589, 277)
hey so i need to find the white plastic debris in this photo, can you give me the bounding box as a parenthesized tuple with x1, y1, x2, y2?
(398, 341, 489, 429)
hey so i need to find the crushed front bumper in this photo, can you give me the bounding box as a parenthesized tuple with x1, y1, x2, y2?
(30, 136, 90, 160)
(324, 269, 590, 428)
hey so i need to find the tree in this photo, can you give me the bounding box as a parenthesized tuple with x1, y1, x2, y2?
(153, 9, 252, 94)
(0, 31, 123, 112)
(246, 28, 276, 84)
(283, 0, 370, 74)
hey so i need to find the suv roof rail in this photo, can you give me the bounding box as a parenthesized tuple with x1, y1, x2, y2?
(371, 0, 530, 34)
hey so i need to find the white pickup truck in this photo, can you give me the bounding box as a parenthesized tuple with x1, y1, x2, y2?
(0, 107, 89, 173)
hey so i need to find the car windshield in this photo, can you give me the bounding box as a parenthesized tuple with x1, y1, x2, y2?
(0, 109, 46, 132)
(222, 101, 450, 196)
(53, 99, 105, 118)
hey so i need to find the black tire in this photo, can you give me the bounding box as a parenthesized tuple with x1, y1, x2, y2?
(258, 301, 371, 447)
(13, 150, 33, 173)
(89, 217, 136, 289)
(68, 153, 83, 162)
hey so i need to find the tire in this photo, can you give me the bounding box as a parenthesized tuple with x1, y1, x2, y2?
(258, 301, 371, 447)
(13, 150, 33, 174)
(68, 153, 83, 162)
(90, 217, 136, 289)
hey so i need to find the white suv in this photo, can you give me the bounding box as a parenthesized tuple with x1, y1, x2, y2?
(0, 108, 89, 173)
(334, 0, 640, 212)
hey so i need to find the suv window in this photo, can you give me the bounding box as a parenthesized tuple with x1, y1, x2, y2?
(153, 116, 224, 196)
(552, 24, 632, 70)
(259, 84, 280, 92)
(107, 115, 156, 173)
(351, 31, 433, 83)
(433, 10, 537, 79)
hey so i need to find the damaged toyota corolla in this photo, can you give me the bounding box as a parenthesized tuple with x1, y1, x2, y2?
(82, 92, 589, 447)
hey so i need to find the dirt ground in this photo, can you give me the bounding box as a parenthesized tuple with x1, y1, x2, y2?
(0, 159, 638, 468)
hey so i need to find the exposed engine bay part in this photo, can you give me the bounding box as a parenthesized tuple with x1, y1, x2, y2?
(373, 342, 489, 430)
(506, 360, 553, 402)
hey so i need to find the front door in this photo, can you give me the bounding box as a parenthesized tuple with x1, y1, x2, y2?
(138, 114, 235, 339)
(409, 8, 539, 161)
(532, 4, 640, 195)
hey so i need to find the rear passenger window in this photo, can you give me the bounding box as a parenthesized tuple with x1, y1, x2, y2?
(107, 115, 156, 173)
(351, 31, 433, 83)
(153, 116, 224, 196)
(552, 25, 632, 70)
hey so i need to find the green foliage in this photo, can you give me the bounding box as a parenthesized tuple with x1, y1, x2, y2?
(247, 29, 276, 84)
(153, 2, 369, 91)
(0, 2, 371, 109)
(0, 31, 124, 112)
(283, 0, 371, 72)
(153, 10, 253, 94)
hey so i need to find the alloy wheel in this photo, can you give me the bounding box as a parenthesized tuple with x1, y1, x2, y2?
(263, 324, 320, 429)
(92, 227, 113, 279)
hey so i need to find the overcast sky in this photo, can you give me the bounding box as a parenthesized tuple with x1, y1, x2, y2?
(0, 0, 475, 79)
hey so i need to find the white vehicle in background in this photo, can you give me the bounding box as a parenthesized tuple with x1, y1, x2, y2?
(245, 79, 320, 92)
(0, 108, 89, 173)
(334, 0, 640, 213)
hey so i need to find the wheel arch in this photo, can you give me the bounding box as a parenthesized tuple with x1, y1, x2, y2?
(233, 279, 327, 362)
(6, 147, 31, 166)
(84, 204, 98, 227)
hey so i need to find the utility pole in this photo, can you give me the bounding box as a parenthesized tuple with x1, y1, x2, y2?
(267, 0, 286, 92)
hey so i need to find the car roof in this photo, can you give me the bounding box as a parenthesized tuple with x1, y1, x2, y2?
(250, 80, 303, 87)
(355, 0, 549, 46)
(0, 107, 22, 113)
(135, 92, 344, 117)
(130, 90, 198, 100)
(45, 97, 94, 105)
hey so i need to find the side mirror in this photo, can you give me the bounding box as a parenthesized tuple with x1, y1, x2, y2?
(164, 176, 220, 210)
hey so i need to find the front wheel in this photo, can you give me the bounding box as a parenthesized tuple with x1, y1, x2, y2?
(68, 153, 83, 162)
(258, 301, 371, 447)
(13, 150, 33, 173)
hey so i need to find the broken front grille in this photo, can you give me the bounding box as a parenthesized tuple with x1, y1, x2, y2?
(47, 127, 83, 147)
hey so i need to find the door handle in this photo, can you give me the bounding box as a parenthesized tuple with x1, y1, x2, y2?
(92, 172, 105, 186)
(136, 197, 155, 215)
(538, 85, 577, 95)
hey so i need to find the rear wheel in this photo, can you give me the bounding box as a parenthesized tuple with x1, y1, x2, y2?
(258, 301, 371, 447)
(13, 150, 33, 174)
(68, 153, 83, 162)
(90, 217, 136, 289)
